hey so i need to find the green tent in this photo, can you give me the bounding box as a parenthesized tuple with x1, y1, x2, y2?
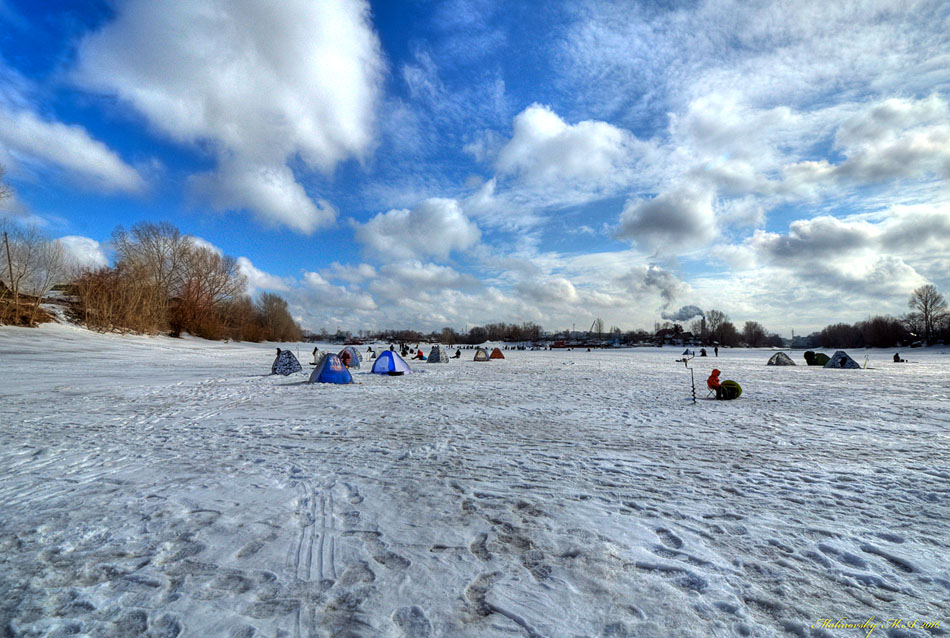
(803, 351, 830, 366)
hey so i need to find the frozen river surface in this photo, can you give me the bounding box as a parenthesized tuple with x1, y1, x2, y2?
(1, 324, 948, 637)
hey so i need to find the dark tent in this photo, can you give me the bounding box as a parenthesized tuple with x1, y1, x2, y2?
(272, 348, 302, 376)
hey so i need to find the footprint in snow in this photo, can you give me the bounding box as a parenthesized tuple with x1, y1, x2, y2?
(392, 606, 432, 638)
(655, 527, 683, 549)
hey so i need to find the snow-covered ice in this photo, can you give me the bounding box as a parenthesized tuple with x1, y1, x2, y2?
(1, 323, 948, 637)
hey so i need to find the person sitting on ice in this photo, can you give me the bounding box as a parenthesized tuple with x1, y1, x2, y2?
(707, 369, 723, 400)
(453, 348, 461, 358)
(700, 348, 707, 357)
(893, 352, 905, 363)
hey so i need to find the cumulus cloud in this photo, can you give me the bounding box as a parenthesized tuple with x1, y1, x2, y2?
(616, 187, 717, 253)
(748, 216, 876, 262)
(322, 262, 377, 284)
(190, 160, 336, 233)
(354, 198, 481, 261)
(0, 105, 144, 194)
(75, 0, 384, 232)
(515, 276, 579, 304)
(378, 262, 481, 291)
(302, 271, 377, 311)
(57, 236, 109, 269)
(783, 95, 950, 192)
(496, 104, 639, 188)
(742, 210, 944, 298)
(237, 257, 290, 293)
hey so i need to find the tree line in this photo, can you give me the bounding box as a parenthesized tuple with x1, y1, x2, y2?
(305, 322, 545, 345)
(806, 285, 949, 348)
(1, 218, 302, 342)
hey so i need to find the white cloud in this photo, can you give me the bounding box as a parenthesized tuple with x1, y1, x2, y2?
(782, 95, 950, 193)
(75, 0, 384, 232)
(354, 198, 481, 261)
(377, 262, 481, 292)
(0, 105, 144, 194)
(616, 186, 717, 253)
(496, 104, 639, 188)
(57, 235, 109, 269)
(302, 271, 378, 311)
(190, 160, 336, 234)
(322, 262, 377, 284)
(515, 276, 578, 304)
(740, 209, 946, 300)
(187, 236, 222, 255)
(237, 257, 290, 293)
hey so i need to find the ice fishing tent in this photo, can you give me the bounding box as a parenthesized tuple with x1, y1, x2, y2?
(804, 351, 830, 366)
(371, 350, 412, 375)
(271, 348, 302, 375)
(824, 351, 861, 369)
(309, 353, 354, 384)
(473, 347, 490, 361)
(767, 352, 796, 366)
(427, 345, 450, 363)
(338, 346, 361, 369)
(489, 347, 505, 359)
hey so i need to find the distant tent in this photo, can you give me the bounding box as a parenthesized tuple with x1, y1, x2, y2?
(371, 350, 412, 375)
(474, 348, 490, 362)
(309, 353, 354, 384)
(767, 352, 796, 366)
(824, 351, 861, 369)
(338, 346, 362, 369)
(489, 347, 505, 359)
(427, 345, 450, 363)
(804, 351, 830, 366)
(272, 348, 302, 375)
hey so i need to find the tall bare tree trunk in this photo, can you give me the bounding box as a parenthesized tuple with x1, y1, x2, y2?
(3, 231, 16, 321)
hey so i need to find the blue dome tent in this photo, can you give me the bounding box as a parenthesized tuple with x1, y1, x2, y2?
(308, 353, 354, 384)
(371, 350, 412, 375)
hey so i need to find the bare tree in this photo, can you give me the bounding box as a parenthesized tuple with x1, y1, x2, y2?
(171, 244, 247, 337)
(742, 320, 767, 347)
(706, 309, 726, 332)
(23, 237, 67, 326)
(908, 284, 947, 344)
(112, 222, 192, 331)
(592, 317, 604, 336)
(257, 292, 301, 341)
(0, 224, 68, 325)
(1, 224, 40, 324)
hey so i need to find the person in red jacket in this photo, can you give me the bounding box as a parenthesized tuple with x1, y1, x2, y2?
(707, 369, 723, 399)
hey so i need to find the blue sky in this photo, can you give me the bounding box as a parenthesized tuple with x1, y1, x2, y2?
(1, 0, 948, 334)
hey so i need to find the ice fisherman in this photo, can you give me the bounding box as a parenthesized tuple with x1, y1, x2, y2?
(707, 369, 723, 400)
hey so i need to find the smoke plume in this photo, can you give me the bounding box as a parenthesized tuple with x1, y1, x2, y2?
(661, 305, 705, 322)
